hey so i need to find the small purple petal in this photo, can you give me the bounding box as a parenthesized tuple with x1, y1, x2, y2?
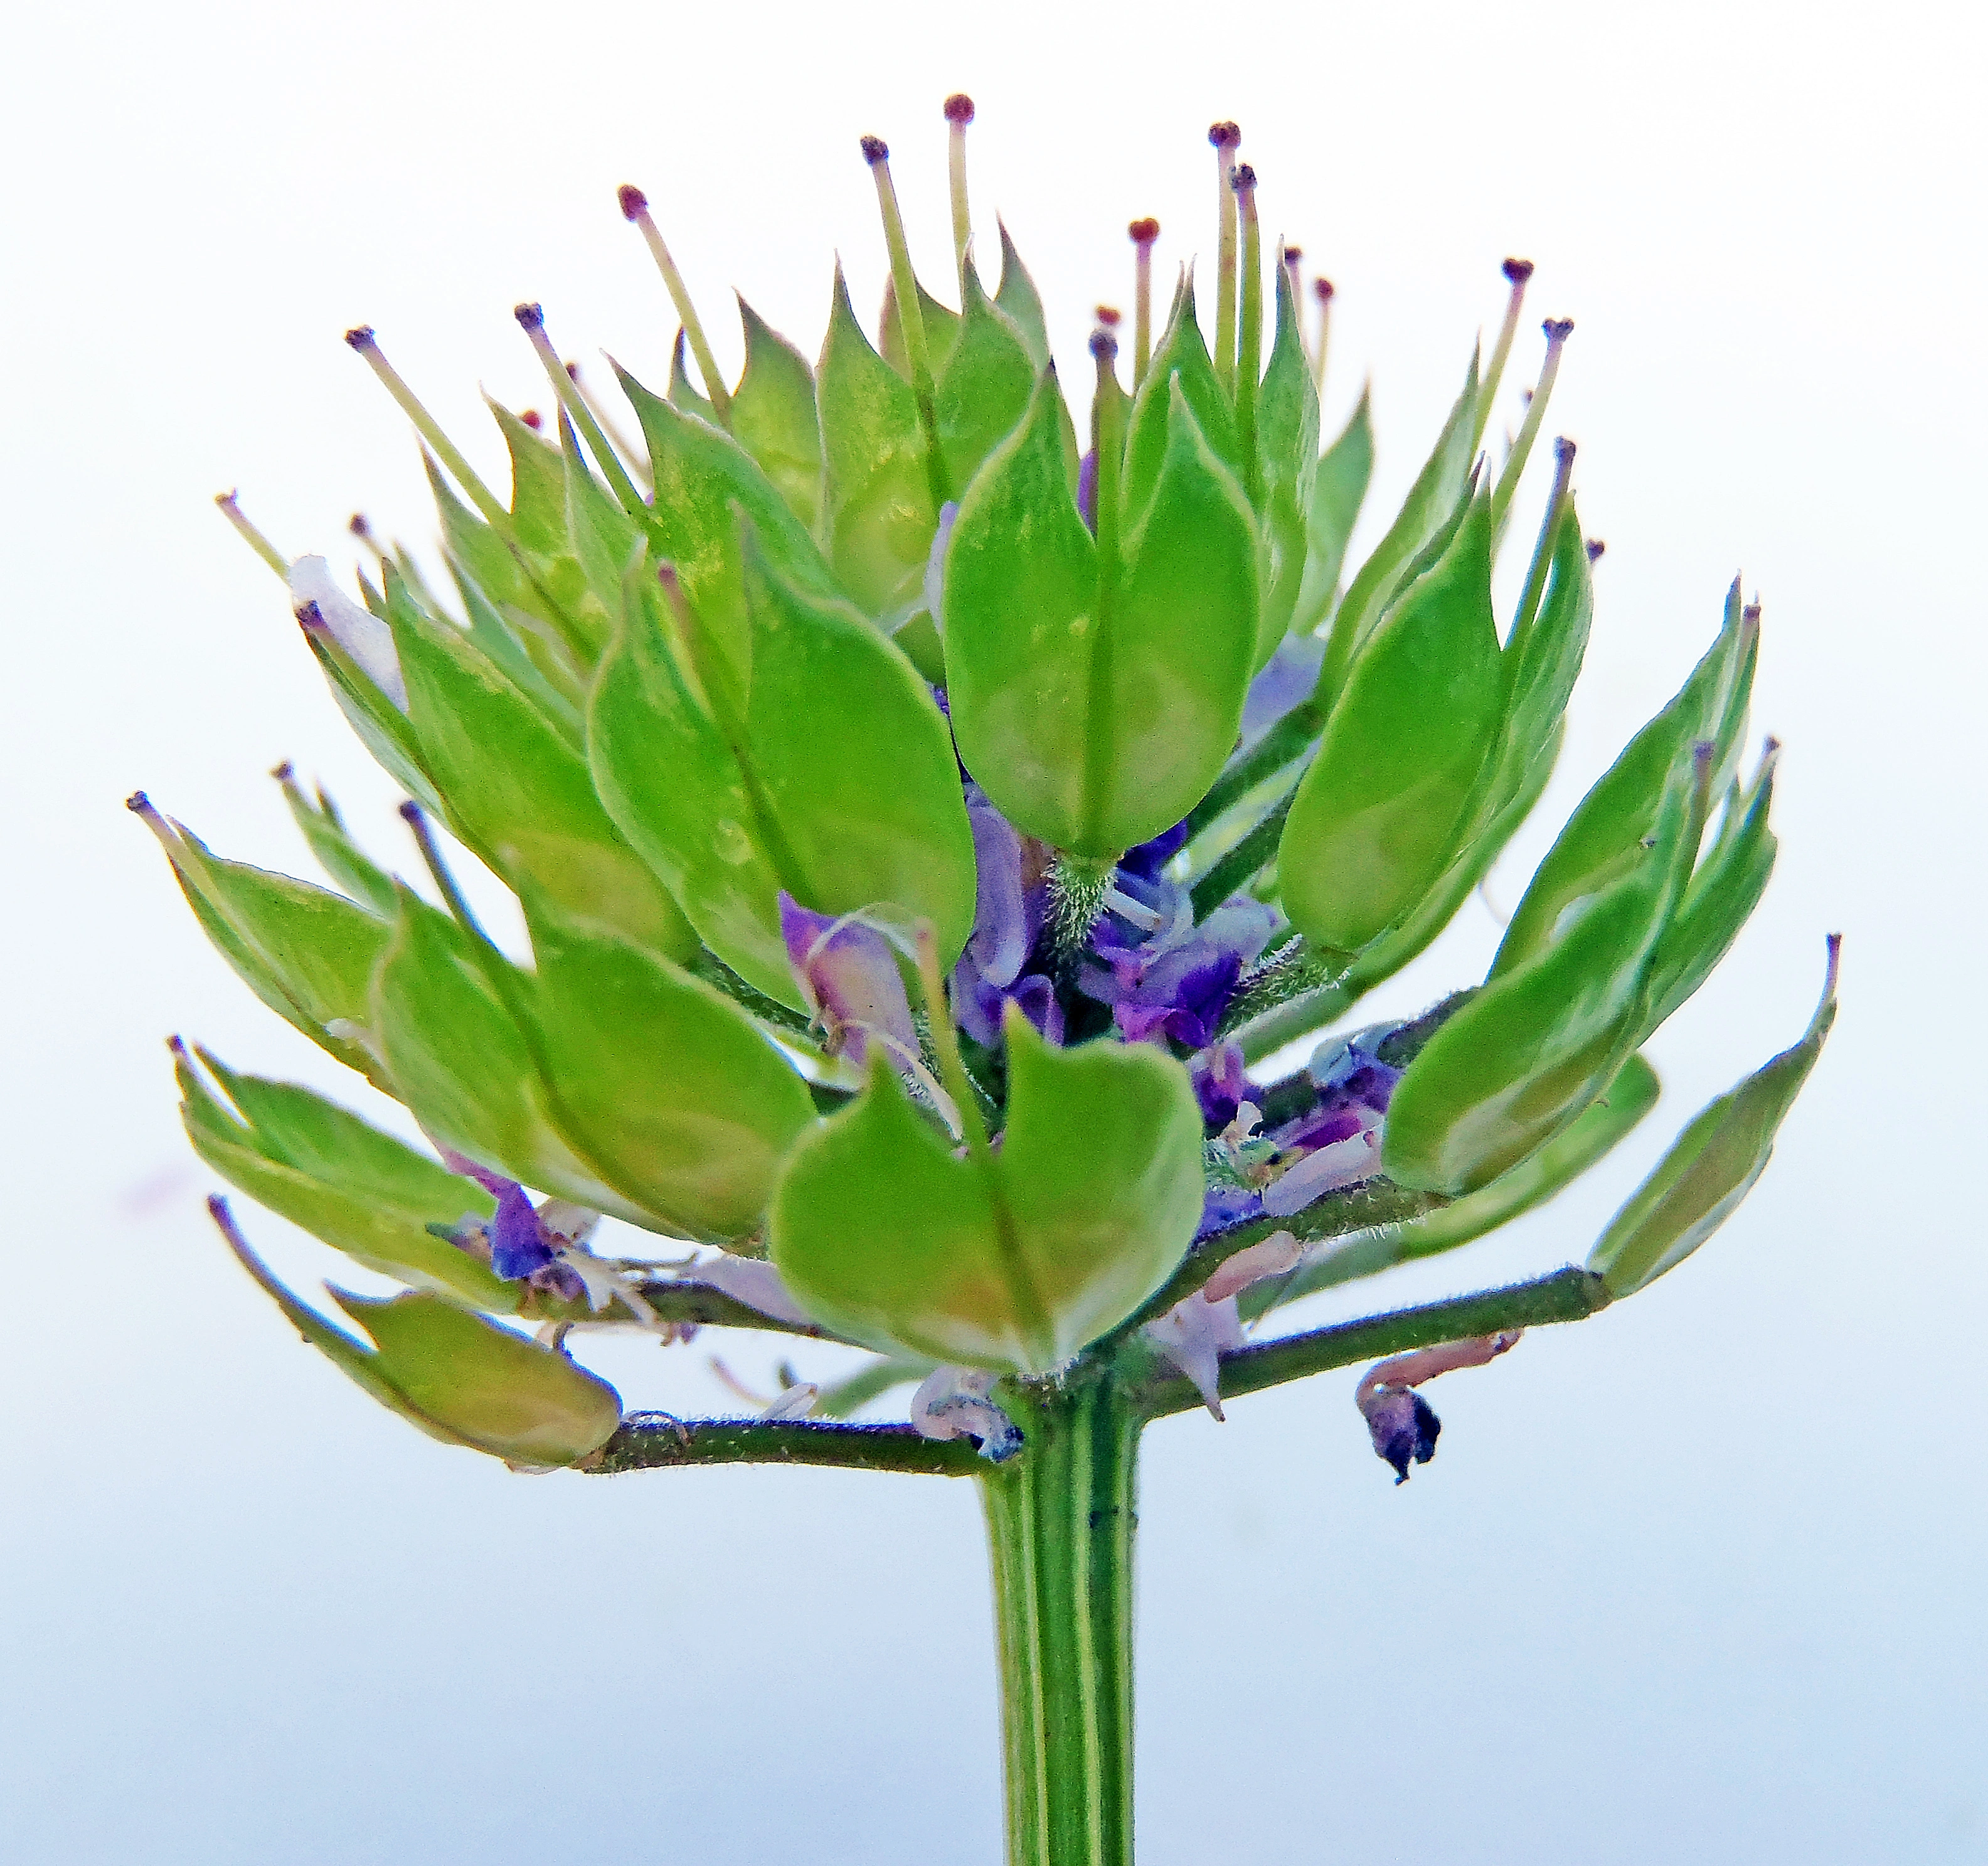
(1240, 631, 1325, 748)
(488, 1179, 557, 1281)
(1120, 819, 1190, 882)
(1363, 1389, 1441, 1483)
(1076, 449, 1098, 533)
(911, 1366, 1023, 1461)
(1005, 974, 1065, 1045)
(779, 893, 915, 1067)
(965, 802, 1029, 988)
(1198, 1185, 1263, 1238)
(1193, 1040, 1254, 1128)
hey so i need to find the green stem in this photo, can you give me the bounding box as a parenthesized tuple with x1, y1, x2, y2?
(590, 1416, 984, 1476)
(981, 1372, 1140, 1866)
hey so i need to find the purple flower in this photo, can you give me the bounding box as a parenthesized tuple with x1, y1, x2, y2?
(951, 790, 1061, 1047)
(1362, 1389, 1441, 1483)
(779, 893, 916, 1068)
(1191, 1040, 1255, 1128)
(1078, 874, 1277, 1050)
(910, 1366, 1023, 1462)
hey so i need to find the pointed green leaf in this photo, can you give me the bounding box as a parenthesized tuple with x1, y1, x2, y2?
(1590, 946, 1836, 1296)
(730, 296, 824, 531)
(1494, 584, 1754, 981)
(590, 533, 975, 1006)
(560, 410, 643, 648)
(1121, 277, 1243, 526)
(1643, 743, 1780, 1033)
(371, 887, 647, 1222)
(278, 773, 398, 918)
(1321, 352, 1479, 700)
(1252, 260, 1322, 666)
(330, 1287, 623, 1466)
(524, 891, 816, 1241)
(491, 400, 569, 556)
(140, 804, 390, 1083)
(178, 1047, 513, 1310)
(935, 269, 1037, 496)
(1280, 489, 1504, 954)
(617, 360, 842, 693)
(772, 1012, 1203, 1373)
(300, 622, 444, 816)
(1383, 754, 1703, 1195)
(816, 264, 940, 624)
(384, 570, 696, 964)
(1493, 501, 1595, 804)
(1292, 389, 1375, 634)
(992, 220, 1052, 368)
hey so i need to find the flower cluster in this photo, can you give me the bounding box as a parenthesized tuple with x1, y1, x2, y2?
(152, 99, 1831, 1481)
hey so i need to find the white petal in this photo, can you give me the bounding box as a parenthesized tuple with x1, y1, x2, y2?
(1143, 1291, 1246, 1420)
(910, 1365, 1021, 1459)
(684, 1254, 816, 1328)
(1262, 1126, 1382, 1217)
(1200, 1230, 1303, 1304)
(762, 1382, 821, 1421)
(289, 554, 408, 712)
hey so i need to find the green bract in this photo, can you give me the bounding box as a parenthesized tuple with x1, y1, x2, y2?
(147, 106, 1829, 1490)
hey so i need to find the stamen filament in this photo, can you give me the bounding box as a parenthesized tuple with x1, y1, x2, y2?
(343, 327, 509, 530)
(861, 135, 951, 508)
(514, 304, 646, 514)
(1491, 317, 1573, 536)
(1209, 121, 1241, 393)
(348, 512, 388, 569)
(1312, 277, 1334, 395)
(564, 362, 651, 488)
(1129, 218, 1159, 387)
(1085, 328, 1128, 848)
(1472, 258, 1535, 451)
(617, 184, 733, 426)
(214, 491, 289, 579)
(1507, 437, 1576, 656)
(944, 93, 975, 295)
(1234, 167, 1263, 495)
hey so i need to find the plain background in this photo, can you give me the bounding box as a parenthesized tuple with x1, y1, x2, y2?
(3, 1, 1982, 1859)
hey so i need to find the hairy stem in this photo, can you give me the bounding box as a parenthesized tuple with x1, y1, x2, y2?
(588, 1415, 984, 1476)
(1134, 1265, 1612, 1419)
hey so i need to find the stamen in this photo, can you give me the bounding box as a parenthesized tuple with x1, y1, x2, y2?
(514, 304, 645, 513)
(1473, 257, 1536, 451)
(1233, 165, 1263, 489)
(564, 359, 650, 479)
(519, 408, 543, 430)
(214, 490, 289, 579)
(343, 326, 509, 529)
(861, 135, 950, 507)
(1208, 120, 1242, 392)
(944, 93, 975, 294)
(1508, 436, 1578, 652)
(1095, 304, 1122, 327)
(617, 183, 732, 426)
(1491, 317, 1573, 535)
(1129, 217, 1160, 387)
(1585, 537, 1606, 562)
(1281, 243, 1303, 312)
(348, 512, 388, 568)
(1311, 276, 1334, 394)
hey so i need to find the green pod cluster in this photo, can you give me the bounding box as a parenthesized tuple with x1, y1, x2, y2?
(146, 107, 1831, 1458)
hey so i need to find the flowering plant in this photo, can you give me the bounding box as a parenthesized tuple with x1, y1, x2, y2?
(139, 98, 1834, 1863)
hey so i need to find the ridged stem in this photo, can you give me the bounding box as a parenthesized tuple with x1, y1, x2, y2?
(981, 1373, 1140, 1866)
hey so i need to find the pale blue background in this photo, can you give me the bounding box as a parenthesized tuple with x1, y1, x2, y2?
(4, 0, 1982, 1859)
